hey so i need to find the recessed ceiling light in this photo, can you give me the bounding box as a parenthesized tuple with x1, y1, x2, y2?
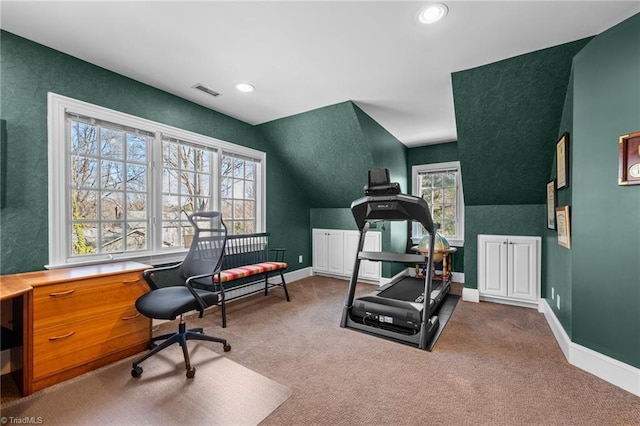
(418, 3, 448, 24)
(235, 83, 255, 93)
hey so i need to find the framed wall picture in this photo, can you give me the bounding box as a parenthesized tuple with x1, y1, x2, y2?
(546, 180, 557, 230)
(556, 205, 571, 249)
(556, 132, 569, 189)
(618, 130, 640, 186)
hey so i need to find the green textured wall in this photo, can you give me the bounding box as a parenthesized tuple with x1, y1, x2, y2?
(353, 104, 408, 192)
(543, 70, 575, 336)
(0, 30, 308, 274)
(453, 38, 591, 206)
(310, 208, 356, 230)
(257, 102, 375, 209)
(258, 102, 407, 278)
(570, 14, 640, 368)
(407, 141, 459, 172)
(407, 142, 464, 273)
(353, 104, 408, 277)
(452, 38, 591, 289)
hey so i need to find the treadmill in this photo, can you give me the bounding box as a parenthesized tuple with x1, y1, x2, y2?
(340, 169, 450, 350)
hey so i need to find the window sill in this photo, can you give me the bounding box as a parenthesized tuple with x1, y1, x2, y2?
(46, 250, 187, 270)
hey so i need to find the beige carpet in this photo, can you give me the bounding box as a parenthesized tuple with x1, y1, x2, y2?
(1, 344, 291, 425)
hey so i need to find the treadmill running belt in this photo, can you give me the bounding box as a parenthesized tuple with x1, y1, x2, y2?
(377, 276, 445, 303)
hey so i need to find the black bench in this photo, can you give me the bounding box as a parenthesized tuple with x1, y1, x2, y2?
(213, 232, 290, 327)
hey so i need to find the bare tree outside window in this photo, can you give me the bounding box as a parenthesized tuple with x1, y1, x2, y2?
(221, 154, 256, 235)
(418, 170, 458, 237)
(162, 138, 213, 247)
(69, 118, 149, 256)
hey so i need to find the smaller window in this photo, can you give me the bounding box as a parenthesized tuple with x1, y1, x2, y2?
(412, 161, 464, 246)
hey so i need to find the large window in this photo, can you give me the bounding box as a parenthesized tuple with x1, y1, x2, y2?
(412, 161, 464, 246)
(48, 93, 265, 268)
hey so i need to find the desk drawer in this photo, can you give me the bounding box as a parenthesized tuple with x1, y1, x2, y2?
(33, 273, 148, 329)
(32, 306, 149, 380)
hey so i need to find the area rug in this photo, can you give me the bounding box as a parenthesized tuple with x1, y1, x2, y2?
(1, 343, 291, 425)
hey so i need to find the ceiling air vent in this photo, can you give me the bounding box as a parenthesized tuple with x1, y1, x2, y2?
(192, 83, 220, 97)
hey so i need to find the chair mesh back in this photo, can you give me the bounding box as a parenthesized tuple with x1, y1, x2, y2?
(180, 211, 227, 285)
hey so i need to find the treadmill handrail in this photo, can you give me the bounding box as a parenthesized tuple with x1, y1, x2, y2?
(358, 251, 426, 263)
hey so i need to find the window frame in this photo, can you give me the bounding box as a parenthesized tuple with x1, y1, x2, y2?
(411, 161, 464, 247)
(47, 92, 266, 269)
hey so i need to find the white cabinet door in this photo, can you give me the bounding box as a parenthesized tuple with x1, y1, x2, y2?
(313, 229, 380, 281)
(508, 237, 538, 301)
(343, 231, 360, 277)
(478, 234, 540, 304)
(343, 231, 381, 280)
(478, 235, 508, 297)
(360, 232, 381, 280)
(326, 231, 345, 275)
(312, 229, 329, 272)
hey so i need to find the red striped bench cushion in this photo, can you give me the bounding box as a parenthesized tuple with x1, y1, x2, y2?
(214, 262, 288, 283)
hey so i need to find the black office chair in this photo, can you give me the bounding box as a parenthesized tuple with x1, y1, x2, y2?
(131, 211, 231, 379)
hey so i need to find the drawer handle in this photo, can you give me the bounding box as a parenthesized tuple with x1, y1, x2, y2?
(122, 313, 141, 320)
(122, 279, 141, 285)
(48, 331, 75, 341)
(49, 289, 76, 297)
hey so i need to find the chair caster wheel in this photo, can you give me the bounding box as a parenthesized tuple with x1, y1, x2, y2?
(149, 342, 157, 349)
(223, 344, 231, 352)
(131, 366, 143, 378)
(186, 367, 196, 378)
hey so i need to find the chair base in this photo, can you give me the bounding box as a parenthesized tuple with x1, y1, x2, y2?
(131, 316, 230, 379)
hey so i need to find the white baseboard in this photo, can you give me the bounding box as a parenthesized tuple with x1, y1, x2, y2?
(540, 299, 640, 396)
(462, 287, 479, 303)
(285, 266, 313, 282)
(452, 272, 464, 283)
(479, 294, 540, 310)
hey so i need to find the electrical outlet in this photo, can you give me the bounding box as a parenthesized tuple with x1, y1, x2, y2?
(551, 287, 555, 299)
(557, 295, 561, 310)
(298, 255, 303, 263)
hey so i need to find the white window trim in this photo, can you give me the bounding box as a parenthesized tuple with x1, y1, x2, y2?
(47, 92, 266, 269)
(411, 161, 464, 247)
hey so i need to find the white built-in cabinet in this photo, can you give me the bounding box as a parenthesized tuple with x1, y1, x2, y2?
(477, 234, 540, 307)
(313, 229, 381, 281)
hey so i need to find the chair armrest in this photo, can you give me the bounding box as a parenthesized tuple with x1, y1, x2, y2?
(185, 272, 218, 317)
(142, 262, 182, 290)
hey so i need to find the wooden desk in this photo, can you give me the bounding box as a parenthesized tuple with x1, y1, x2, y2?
(1, 261, 150, 395)
(0, 274, 32, 395)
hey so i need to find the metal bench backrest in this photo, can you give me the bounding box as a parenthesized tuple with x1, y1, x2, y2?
(222, 233, 270, 270)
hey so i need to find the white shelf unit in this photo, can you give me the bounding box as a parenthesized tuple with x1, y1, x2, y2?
(313, 228, 381, 282)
